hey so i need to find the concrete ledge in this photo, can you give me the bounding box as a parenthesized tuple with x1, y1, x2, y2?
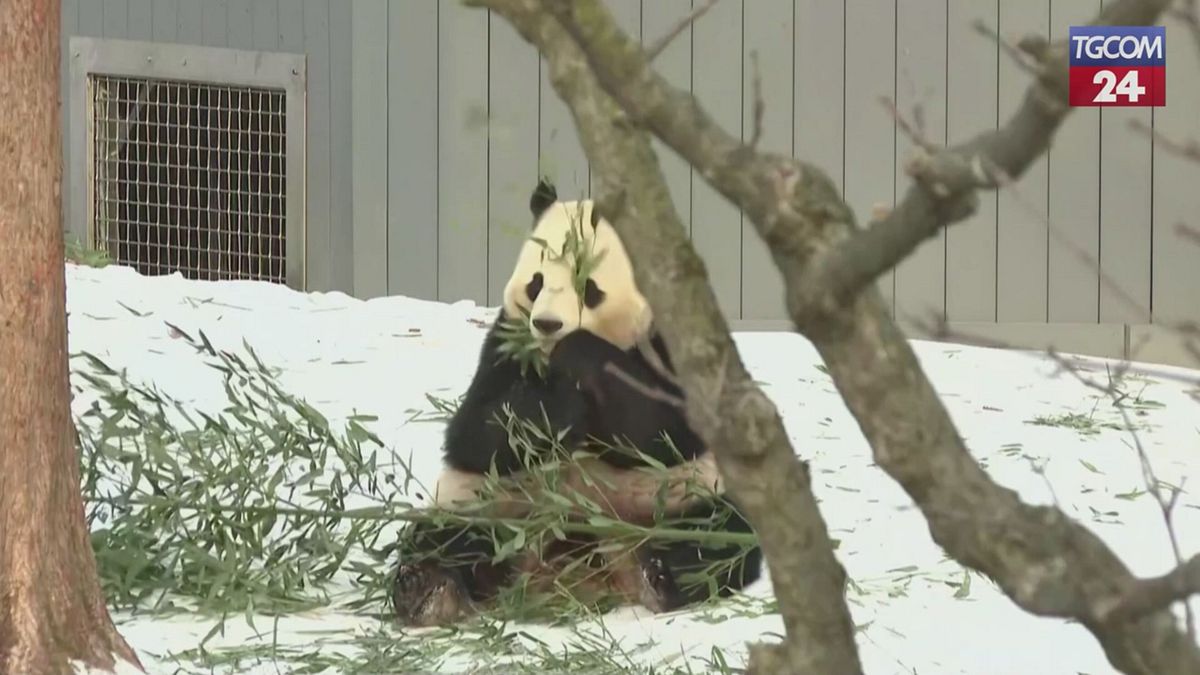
(1128, 324, 1200, 369)
(728, 319, 1199, 371)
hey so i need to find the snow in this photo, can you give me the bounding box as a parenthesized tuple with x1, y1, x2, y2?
(64, 262, 1200, 674)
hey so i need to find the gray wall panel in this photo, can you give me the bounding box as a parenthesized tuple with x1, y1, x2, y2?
(437, 1, 490, 304)
(641, 0, 694, 237)
(78, 0, 101, 36)
(740, 0, 791, 320)
(127, 0, 151, 40)
(276, 0, 303, 53)
(487, 10, 541, 306)
(894, 0, 948, 326)
(386, 0, 439, 301)
(329, 0, 353, 294)
(945, 0, 998, 322)
(1152, 5, 1200, 327)
(589, 0, 642, 198)
(174, 0, 200, 44)
(301, 0, 332, 292)
(1098, 0, 1153, 325)
(995, 0, 1049, 322)
(794, 0, 844, 196)
(1048, 0, 1102, 323)
(251, 0, 278, 50)
(102, 0, 128, 38)
(844, 0, 896, 314)
(690, 0, 744, 318)
(61, 0, 79, 227)
(151, 0, 177, 42)
(351, 0, 389, 299)
(227, 0, 254, 50)
(539, 58, 589, 198)
(201, 0, 227, 46)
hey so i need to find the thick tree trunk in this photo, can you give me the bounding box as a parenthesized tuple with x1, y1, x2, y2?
(0, 1, 142, 672)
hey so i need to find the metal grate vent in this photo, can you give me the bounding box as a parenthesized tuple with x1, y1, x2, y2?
(88, 74, 289, 283)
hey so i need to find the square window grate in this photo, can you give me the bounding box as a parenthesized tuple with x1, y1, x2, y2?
(88, 74, 289, 284)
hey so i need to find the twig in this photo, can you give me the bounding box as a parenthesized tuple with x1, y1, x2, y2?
(1180, 223, 1200, 246)
(1169, 0, 1200, 59)
(1048, 354, 1197, 639)
(635, 334, 683, 390)
(602, 362, 687, 409)
(645, 0, 720, 61)
(1129, 118, 1200, 163)
(971, 18, 1045, 77)
(992, 162, 1153, 323)
(879, 95, 938, 155)
(749, 51, 764, 151)
(1107, 554, 1200, 624)
(989, 163, 1200, 371)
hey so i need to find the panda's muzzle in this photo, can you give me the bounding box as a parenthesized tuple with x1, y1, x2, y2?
(531, 316, 564, 336)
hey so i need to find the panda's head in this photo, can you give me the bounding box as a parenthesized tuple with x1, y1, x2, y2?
(501, 179, 652, 352)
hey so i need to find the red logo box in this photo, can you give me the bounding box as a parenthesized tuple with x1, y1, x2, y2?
(1068, 26, 1166, 107)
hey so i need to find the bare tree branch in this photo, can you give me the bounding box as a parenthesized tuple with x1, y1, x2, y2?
(1106, 554, 1200, 624)
(466, 1, 865, 672)
(748, 51, 764, 151)
(972, 17, 1047, 78)
(644, 0, 720, 61)
(1171, 0, 1200, 58)
(881, 95, 937, 153)
(602, 361, 687, 409)
(1180, 222, 1200, 246)
(1130, 117, 1200, 163)
(528, 1, 1200, 673)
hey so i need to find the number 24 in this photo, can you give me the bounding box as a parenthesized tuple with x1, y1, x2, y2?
(1093, 69, 1146, 102)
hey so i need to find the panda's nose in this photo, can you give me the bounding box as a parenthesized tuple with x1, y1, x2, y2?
(531, 317, 563, 335)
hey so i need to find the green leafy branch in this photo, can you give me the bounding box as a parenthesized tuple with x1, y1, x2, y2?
(72, 325, 757, 624)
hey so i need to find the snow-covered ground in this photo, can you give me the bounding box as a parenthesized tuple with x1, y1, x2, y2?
(65, 262, 1200, 674)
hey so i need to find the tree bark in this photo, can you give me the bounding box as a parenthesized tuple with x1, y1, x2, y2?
(0, 1, 143, 672)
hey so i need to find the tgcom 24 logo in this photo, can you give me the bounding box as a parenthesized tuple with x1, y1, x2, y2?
(1068, 25, 1166, 107)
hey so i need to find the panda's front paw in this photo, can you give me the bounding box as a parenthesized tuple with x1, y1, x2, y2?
(633, 549, 688, 613)
(548, 330, 622, 378)
(391, 561, 474, 627)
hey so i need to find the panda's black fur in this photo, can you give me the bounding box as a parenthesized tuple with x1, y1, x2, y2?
(389, 179, 762, 625)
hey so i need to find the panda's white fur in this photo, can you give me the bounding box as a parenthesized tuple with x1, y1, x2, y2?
(504, 199, 652, 352)
(429, 196, 723, 521)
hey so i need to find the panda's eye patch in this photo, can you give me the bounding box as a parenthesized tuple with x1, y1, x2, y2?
(583, 278, 605, 309)
(526, 273, 544, 301)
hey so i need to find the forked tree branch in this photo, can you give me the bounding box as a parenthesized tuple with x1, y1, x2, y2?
(466, 1, 864, 672)
(518, 1, 1198, 673)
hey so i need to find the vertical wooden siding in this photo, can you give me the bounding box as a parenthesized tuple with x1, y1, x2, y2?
(62, 0, 1199, 339)
(61, 0, 353, 294)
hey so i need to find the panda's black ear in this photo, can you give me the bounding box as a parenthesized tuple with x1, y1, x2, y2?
(530, 178, 558, 222)
(589, 205, 602, 229)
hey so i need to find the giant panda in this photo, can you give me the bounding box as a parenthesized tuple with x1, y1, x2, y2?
(390, 179, 762, 626)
